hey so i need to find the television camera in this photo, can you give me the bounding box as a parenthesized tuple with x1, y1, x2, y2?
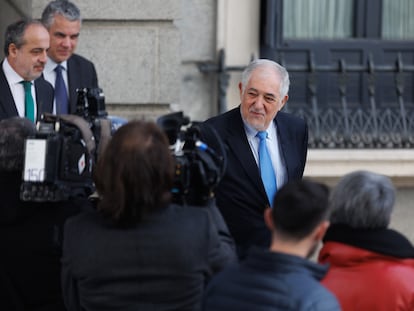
(20, 88, 111, 202)
(157, 111, 226, 206)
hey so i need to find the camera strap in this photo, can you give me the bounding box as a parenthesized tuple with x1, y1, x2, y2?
(97, 118, 111, 158)
(42, 113, 96, 156)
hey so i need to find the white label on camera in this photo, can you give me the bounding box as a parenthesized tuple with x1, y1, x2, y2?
(23, 139, 47, 182)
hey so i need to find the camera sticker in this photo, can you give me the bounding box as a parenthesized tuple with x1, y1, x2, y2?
(23, 139, 47, 182)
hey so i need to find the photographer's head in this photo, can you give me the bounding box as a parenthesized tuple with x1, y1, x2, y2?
(0, 117, 35, 172)
(94, 120, 174, 226)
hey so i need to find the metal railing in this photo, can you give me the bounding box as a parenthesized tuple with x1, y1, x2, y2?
(198, 49, 414, 148)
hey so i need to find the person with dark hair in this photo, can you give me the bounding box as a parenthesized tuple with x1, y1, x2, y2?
(319, 170, 414, 310)
(0, 19, 53, 122)
(200, 58, 308, 258)
(0, 117, 86, 311)
(41, 0, 99, 114)
(203, 179, 340, 311)
(61, 120, 236, 311)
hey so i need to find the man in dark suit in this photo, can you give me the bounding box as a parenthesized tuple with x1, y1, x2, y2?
(200, 59, 308, 258)
(0, 19, 54, 122)
(41, 0, 99, 114)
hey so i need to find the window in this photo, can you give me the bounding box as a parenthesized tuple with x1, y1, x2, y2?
(279, 0, 414, 40)
(260, 0, 414, 148)
(382, 0, 414, 39)
(283, 0, 353, 39)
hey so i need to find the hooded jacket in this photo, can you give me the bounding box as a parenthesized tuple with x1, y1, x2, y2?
(319, 224, 414, 310)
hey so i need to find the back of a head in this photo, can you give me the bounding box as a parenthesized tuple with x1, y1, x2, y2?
(271, 179, 330, 240)
(41, 0, 81, 28)
(94, 120, 174, 226)
(330, 170, 395, 229)
(0, 117, 35, 172)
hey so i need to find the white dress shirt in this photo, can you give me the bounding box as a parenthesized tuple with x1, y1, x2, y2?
(242, 112, 288, 190)
(2, 58, 37, 118)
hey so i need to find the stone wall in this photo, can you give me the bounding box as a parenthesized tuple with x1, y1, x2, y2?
(31, 0, 183, 120)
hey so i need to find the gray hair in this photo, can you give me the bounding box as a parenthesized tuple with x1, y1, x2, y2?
(4, 19, 44, 56)
(0, 117, 36, 172)
(241, 59, 290, 98)
(41, 0, 81, 29)
(330, 170, 395, 228)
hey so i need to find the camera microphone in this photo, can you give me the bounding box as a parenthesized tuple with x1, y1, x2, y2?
(195, 140, 222, 163)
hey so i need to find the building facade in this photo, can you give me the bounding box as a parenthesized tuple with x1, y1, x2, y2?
(1, 0, 414, 240)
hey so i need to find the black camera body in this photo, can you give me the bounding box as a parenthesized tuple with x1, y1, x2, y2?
(75, 87, 107, 120)
(20, 87, 110, 202)
(157, 112, 226, 206)
(20, 119, 94, 202)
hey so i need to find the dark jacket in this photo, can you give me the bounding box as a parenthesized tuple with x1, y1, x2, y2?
(319, 224, 414, 310)
(0, 171, 88, 311)
(200, 107, 308, 256)
(66, 54, 99, 114)
(0, 61, 54, 121)
(203, 247, 340, 311)
(61, 203, 237, 311)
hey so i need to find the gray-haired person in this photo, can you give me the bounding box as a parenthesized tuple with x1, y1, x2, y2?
(41, 0, 99, 114)
(319, 170, 414, 310)
(200, 59, 308, 259)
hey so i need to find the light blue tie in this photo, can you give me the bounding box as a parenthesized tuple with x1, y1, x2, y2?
(257, 131, 277, 205)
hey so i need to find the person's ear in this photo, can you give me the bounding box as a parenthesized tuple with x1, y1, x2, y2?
(313, 220, 330, 242)
(238, 82, 243, 99)
(279, 94, 289, 111)
(264, 207, 275, 231)
(8, 43, 18, 57)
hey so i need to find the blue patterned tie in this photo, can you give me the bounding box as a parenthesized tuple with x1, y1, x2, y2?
(20, 81, 35, 122)
(55, 65, 68, 114)
(257, 131, 277, 205)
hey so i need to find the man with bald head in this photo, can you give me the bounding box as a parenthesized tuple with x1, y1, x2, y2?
(0, 19, 53, 122)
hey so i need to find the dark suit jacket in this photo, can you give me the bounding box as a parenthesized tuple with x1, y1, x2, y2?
(66, 54, 98, 114)
(61, 204, 236, 311)
(0, 61, 54, 121)
(200, 107, 308, 257)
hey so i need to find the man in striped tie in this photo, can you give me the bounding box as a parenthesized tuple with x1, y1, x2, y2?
(0, 19, 54, 122)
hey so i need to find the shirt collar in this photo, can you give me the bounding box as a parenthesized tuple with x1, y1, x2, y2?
(45, 57, 68, 74)
(3, 58, 28, 85)
(239, 107, 276, 140)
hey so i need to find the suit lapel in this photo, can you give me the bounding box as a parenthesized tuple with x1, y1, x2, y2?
(275, 113, 293, 181)
(34, 79, 48, 119)
(225, 110, 264, 195)
(0, 64, 19, 117)
(67, 57, 78, 112)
